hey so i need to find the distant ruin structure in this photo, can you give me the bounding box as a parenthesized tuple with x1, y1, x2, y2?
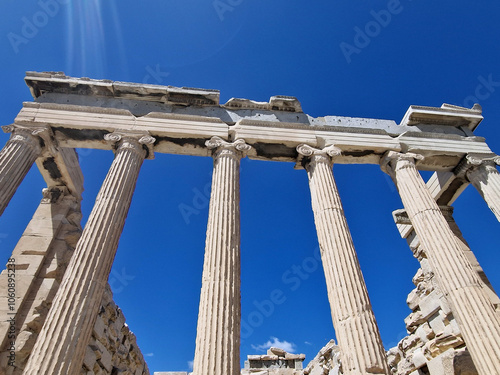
(0, 72, 499, 375)
(242, 347, 305, 374)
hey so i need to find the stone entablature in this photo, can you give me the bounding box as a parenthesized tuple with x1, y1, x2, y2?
(1, 72, 499, 375)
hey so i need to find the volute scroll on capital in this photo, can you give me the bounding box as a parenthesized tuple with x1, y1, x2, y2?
(2, 124, 57, 154)
(454, 152, 500, 180)
(104, 132, 156, 159)
(295, 144, 342, 169)
(205, 136, 252, 159)
(380, 150, 425, 177)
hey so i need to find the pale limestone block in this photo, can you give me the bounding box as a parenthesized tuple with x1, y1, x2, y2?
(405, 311, 425, 332)
(83, 346, 97, 370)
(448, 319, 461, 336)
(97, 347, 112, 373)
(400, 334, 421, 352)
(30, 278, 59, 303)
(438, 295, 452, 316)
(412, 348, 427, 369)
(93, 316, 106, 338)
(407, 289, 420, 310)
(428, 313, 446, 336)
(14, 235, 54, 255)
(268, 347, 286, 357)
(22, 206, 69, 235)
(412, 268, 425, 287)
(425, 334, 465, 358)
(416, 323, 434, 343)
(419, 291, 442, 319)
(426, 348, 456, 375)
(420, 259, 432, 277)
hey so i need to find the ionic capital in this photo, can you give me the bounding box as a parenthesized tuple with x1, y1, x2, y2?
(296, 144, 342, 169)
(454, 153, 500, 180)
(380, 151, 425, 177)
(104, 132, 156, 159)
(205, 136, 252, 160)
(2, 124, 54, 154)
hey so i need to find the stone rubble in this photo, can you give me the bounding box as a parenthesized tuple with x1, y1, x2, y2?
(303, 340, 342, 375)
(387, 247, 478, 375)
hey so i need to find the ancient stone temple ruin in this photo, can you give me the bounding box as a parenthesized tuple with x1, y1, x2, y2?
(0, 71, 499, 375)
(242, 347, 305, 374)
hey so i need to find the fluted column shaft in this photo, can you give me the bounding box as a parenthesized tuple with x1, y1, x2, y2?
(22, 133, 154, 375)
(193, 137, 250, 375)
(298, 144, 389, 375)
(465, 157, 500, 221)
(383, 151, 500, 375)
(0, 126, 44, 216)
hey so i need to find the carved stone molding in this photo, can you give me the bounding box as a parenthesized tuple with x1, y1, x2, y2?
(296, 144, 342, 169)
(1, 124, 55, 154)
(380, 151, 425, 178)
(205, 136, 252, 160)
(394, 206, 455, 226)
(104, 132, 156, 159)
(454, 153, 500, 180)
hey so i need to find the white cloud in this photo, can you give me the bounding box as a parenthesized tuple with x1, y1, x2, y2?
(144, 353, 154, 357)
(188, 360, 194, 371)
(304, 341, 312, 346)
(251, 337, 296, 353)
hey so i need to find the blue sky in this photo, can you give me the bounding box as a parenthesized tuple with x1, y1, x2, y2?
(1, 0, 499, 373)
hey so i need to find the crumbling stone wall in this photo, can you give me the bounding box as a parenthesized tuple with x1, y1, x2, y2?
(0, 189, 149, 375)
(386, 258, 475, 375)
(387, 208, 500, 375)
(82, 285, 149, 375)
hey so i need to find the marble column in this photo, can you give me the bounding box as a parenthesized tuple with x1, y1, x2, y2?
(0, 125, 47, 216)
(456, 153, 500, 221)
(382, 151, 500, 375)
(193, 136, 250, 375)
(22, 133, 155, 375)
(297, 144, 389, 375)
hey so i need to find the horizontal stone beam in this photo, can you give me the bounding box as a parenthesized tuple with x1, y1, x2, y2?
(35, 147, 84, 199)
(14, 102, 493, 169)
